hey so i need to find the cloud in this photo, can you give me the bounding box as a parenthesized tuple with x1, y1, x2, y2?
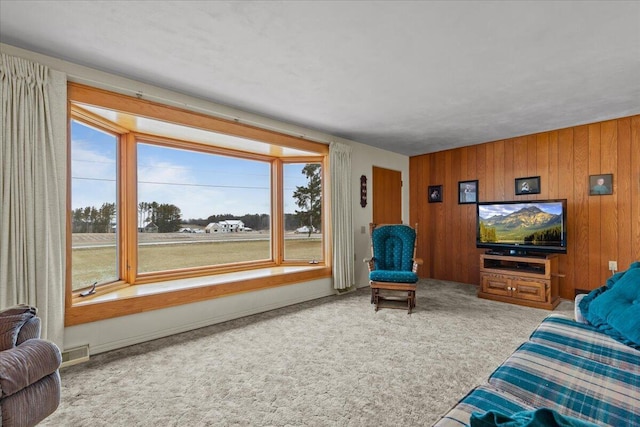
(71, 141, 117, 210)
(138, 160, 270, 219)
(72, 135, 303, 221)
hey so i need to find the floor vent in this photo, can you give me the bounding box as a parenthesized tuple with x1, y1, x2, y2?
(61, 345, 90, 368)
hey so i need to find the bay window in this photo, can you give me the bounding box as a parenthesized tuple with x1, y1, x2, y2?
(67, 83, 330, 324)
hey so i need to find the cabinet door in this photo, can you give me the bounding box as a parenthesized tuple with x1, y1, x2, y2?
(481, 274, 511, 297)
(513, 279, 547, 303)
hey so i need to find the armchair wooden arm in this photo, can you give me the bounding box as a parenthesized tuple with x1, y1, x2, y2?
(412, 258, 423, 274)
(363, 257, 376, 273)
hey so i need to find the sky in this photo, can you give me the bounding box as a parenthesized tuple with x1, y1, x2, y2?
(478, 202, 564, 220)
(71, 121, 311, 220)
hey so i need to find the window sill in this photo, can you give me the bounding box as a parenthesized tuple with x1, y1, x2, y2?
(65, 265, 331, 326)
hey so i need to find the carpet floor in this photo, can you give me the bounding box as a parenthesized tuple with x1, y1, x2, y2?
(42, 279, 573, 426)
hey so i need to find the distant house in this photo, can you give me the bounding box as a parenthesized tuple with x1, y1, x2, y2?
(142, 222, 158, 233)
(205, 220, 245, 233)
(205, 223, 220, 233)
(224, 220, 244, 232)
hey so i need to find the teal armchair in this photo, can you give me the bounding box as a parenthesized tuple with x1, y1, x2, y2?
(365, 223, 422, 313)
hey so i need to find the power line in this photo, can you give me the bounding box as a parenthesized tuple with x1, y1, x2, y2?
(72, 176, 270, 190)
(139, 181, 269, 190)
(73, 158, 270, 178)
(72, 177, 115, 182)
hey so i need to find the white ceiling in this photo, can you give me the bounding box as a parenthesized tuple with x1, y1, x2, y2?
(1, 1, 639, 156)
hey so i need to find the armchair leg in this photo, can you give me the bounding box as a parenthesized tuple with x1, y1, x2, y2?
(370, 282, 417, 314)
(407, 290, 415, 314)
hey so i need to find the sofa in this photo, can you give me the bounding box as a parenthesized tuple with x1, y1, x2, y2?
(434, 262, 640, 427)
(0, 305, 62, 427)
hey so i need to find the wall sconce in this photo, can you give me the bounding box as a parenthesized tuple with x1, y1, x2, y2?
(360, 175, 367, 207)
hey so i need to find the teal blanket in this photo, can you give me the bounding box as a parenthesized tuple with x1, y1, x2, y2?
(470, 408, 600, 427)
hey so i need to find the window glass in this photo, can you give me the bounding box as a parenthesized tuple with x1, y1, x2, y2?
(283, 163, 323, 262)
(70, 120, 118, 291)
(136, 143, 272, 273)
(69, 86, 328, 305)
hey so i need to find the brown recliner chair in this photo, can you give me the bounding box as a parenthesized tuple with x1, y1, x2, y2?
(0, 305, 62, 427)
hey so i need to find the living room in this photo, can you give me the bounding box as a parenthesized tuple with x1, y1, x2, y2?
(1, 2, 639, 426)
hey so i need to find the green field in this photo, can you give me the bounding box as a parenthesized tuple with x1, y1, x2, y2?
(72, 239, 322, 291)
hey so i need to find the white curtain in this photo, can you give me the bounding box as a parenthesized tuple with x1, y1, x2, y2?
(330, 141, 354, 290)
(0, 53, 67, 347)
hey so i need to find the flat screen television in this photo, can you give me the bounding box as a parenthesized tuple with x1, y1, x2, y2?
(476, 199, 567, 255)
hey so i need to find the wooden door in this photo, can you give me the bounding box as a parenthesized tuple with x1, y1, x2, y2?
(372, 166, 402, 224)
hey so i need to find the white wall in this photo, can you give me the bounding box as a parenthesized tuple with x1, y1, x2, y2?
(1, 43, 409, 355)
(350, 144, 410, 288)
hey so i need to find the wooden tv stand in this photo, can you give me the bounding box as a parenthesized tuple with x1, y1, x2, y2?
(478, 253, 560, 310)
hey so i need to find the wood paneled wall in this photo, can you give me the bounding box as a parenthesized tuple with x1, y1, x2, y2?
(409, 115, 640, 299)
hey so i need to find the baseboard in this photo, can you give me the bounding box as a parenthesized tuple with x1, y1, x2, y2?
(335, 286, 357, 295)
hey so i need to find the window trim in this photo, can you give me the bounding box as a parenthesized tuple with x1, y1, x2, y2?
(66, 83, 331, 326)
(66, 266, 331, 326)
(69, 83, 329, 154)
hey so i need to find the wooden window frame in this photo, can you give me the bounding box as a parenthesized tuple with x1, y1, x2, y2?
(66, 83, 330, 326)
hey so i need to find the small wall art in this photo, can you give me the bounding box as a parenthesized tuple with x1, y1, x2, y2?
(428, 185, 443, 203)
(515, 176, 540, 195)
(458, 180, 478, 204)
(360, 175, 367, 207)
(589, 173, 613, 195)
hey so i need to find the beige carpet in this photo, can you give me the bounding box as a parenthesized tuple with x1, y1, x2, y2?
(42, 279, 573, 426)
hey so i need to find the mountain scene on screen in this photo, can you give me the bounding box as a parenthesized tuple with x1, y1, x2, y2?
(479, 206, 562, 245)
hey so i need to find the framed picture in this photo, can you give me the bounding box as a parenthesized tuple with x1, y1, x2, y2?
(428, 185, 442, 203)
(458, 180, 478, 204)
(515, 176, 540, 195)
(589, 173, 613, 195)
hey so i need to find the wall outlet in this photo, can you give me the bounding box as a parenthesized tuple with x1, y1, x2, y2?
(608, 261, 618, 272)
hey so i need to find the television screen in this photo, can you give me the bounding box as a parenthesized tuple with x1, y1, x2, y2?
(476, 199, 567, 254)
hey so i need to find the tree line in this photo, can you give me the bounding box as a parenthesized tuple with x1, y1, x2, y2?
(138, 201, 182, 232)
(72, 203, 116, 233)
(72, 202, 182, 233)
(73, 206, 315, 233)
(478, 222, 498, 243)
(524, 226, 562, 244)
(72, 164, 322, 233)
(187, 213, 309, 231)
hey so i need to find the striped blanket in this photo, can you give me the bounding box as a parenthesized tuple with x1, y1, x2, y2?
(434, 315, 640, 427)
